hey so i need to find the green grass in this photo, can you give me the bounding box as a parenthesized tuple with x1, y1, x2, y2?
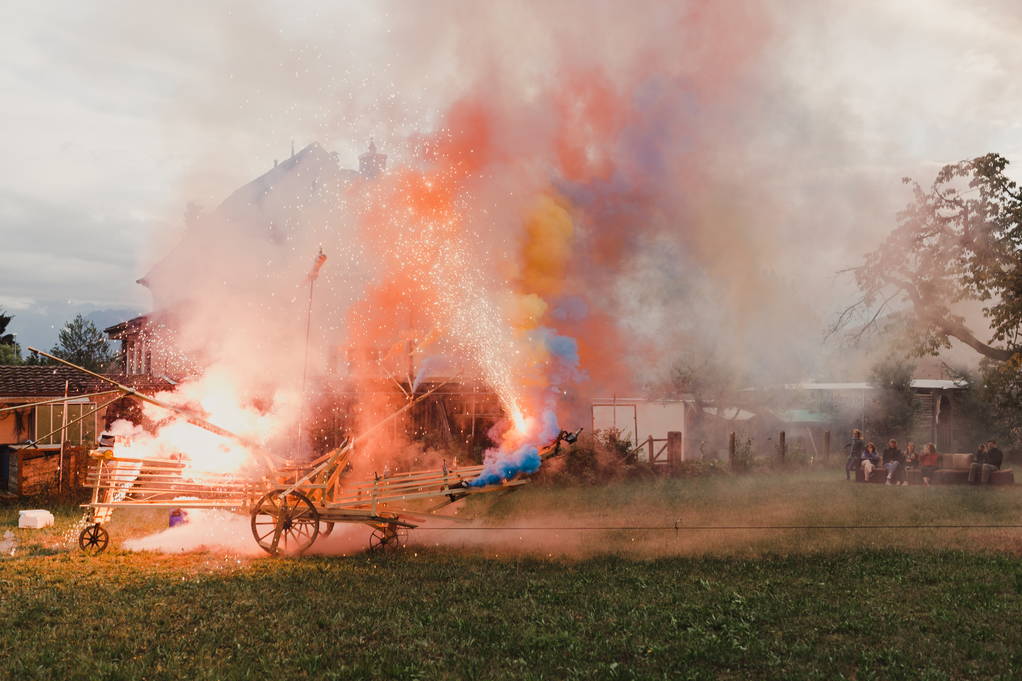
(3, 470, 1022, 680)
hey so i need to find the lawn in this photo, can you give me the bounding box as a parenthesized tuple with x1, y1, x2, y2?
(2, 469, 1022, 680)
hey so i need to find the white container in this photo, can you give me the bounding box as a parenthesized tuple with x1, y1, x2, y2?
(18, 509, 55, 529)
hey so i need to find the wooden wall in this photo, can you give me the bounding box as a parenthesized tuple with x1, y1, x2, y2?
(11, 446, 91, 497)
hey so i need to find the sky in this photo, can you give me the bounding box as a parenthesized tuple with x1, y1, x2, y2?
(0, 0, 1020, 354)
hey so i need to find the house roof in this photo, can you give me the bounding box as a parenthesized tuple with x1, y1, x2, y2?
(104, 314, 149, 337)
(139, 141, 361, 293)
(0, 366, 174, 399)
(781, 379, 967, 391)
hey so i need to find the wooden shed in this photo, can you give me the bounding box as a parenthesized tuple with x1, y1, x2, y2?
(0, 366, 172, 496)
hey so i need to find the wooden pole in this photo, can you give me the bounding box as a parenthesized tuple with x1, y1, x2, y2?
(297, 247, 326, 462)
(779, 431, 786, 464)
(58, 380, 68, 493)
(667, 431, 682, 470)
(824, 430, 831, 461)
(729, 431, 736, 470)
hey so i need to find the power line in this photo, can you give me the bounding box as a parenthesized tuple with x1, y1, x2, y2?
(413, 524, 1022, 531)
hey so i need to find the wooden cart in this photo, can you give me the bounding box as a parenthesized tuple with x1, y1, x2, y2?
(79, 430, 578, 555)
(20, 348, 579, 556)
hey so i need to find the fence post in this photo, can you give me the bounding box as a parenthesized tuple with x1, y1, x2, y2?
(728, 431, 736, 471)
(667, 431, 683, 471)
(647, 435, 654, 464)
(823, 430, 831, 462)
(778, 431, 786, 464)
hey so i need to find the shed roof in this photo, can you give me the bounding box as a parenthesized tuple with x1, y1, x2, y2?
(779, 379, 967, 391)
(0, 366, 173, 399)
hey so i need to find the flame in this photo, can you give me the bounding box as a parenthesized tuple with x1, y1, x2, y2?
(111, 369, 297, 477)
(509, 404, 528, 434)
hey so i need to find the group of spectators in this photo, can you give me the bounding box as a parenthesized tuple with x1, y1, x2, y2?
(844, 429, 1004, 486)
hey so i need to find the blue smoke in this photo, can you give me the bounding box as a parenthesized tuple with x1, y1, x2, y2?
(469, 443, 542, 488)
(468, 326, 583, 487)
(469, 407, 559, 487)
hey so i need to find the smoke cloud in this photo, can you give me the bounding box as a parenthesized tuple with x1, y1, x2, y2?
(28, 0, 1015, 486)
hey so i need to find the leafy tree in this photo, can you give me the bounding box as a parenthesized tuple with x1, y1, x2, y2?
(864, 357, 916, 441)
(0, 310, 14, 346)
(845, 154, 1022, 449)
(946, 364, 1014, 450)
(0, 344, 20, 365)
(50, 314, 115, 372)
(0, 310, 22, 364)
(844, 153, 1022, 361)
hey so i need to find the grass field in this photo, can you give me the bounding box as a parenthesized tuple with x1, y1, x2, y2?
(3, 470, 1022, 680)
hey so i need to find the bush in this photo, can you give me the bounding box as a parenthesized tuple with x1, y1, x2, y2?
(537, 429, 639, 485)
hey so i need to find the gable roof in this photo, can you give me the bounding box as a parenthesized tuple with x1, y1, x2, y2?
(0, 366, 174, 399)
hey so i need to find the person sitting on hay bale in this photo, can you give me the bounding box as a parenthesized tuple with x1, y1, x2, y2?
(919, 443, 939, 486)
(969, 439, 1003, 484)
(904, 442, 918, 469)
(860, 441, 880, 481)
(882, 439, 905, 486)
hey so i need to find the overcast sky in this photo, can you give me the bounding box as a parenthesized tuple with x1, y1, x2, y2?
(0, 0, 1020, 350)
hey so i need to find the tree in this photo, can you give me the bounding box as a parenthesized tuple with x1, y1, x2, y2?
(843, 155, 1022, 450)
(864, 357, 916, 441)
(0, 310, 14, 346)
(50, 314, 115, 372)
(0, 310, 22, 364)
(842, 153, 1022, 362)
(0, 344, 20, 365)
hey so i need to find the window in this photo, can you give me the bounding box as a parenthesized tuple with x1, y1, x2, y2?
(34, 401, 97, 446)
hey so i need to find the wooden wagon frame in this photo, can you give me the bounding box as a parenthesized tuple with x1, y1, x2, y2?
(23, 348, 579, 556)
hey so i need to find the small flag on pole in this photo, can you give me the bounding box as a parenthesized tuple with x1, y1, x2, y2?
(307, 247, 327, 283)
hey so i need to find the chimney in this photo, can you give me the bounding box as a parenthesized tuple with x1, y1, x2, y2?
(358, 138, 387, 179)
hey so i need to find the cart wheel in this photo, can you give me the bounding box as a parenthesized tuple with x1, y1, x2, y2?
(251, 489, 320, 556)
(368, 524, 407, 553)
(318, 521, 335, 539)
(79, 524, 109, 554)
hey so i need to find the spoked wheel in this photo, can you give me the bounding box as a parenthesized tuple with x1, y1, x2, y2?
(368, 524, 408, 553)
(79, 524, 109, 554)
(250, 489, 320, 556)
(318, 521, 335, 539)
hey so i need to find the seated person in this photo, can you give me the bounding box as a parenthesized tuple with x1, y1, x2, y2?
(969, 439, 1003, 484)
(844, 429, 865, 481)
(860, 441, 881, 480)
(919, 443, 939, 486)
(882, 439, 904, 486)
(904, 442, 918, 468)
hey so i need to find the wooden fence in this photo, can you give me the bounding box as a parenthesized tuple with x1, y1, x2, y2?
(630, 429, 834, 472)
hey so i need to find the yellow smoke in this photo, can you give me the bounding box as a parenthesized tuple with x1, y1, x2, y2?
(512, 192, 575, 335)
(519, 193, 574, 301)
